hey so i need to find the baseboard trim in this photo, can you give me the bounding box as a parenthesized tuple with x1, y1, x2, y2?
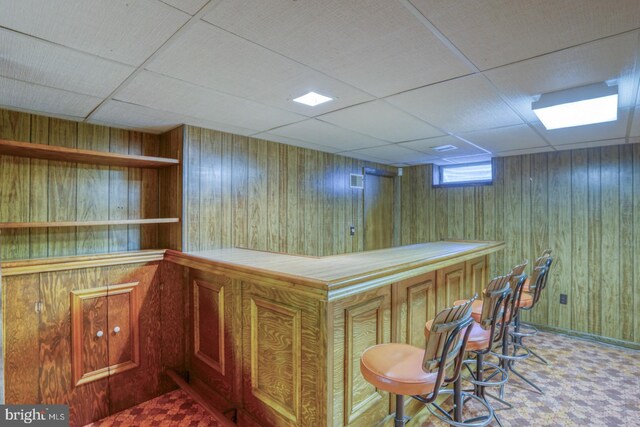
(526, 322, 640, 351)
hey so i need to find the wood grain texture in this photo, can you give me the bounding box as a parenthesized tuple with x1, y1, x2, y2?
(0, 138, 178, 168)
(0, 108, 178, 260)
(401, 143, 640, 345)
(188, 270, 237, 402)
(241, 280, 321, 426)
(182, 125, 395, 256)
(331, 286, 390, 427)
(364, 173, 394, 250)
(3, 273, 40, 404)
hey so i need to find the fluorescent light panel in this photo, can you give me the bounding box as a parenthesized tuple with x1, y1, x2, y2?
(532, 83, 618, 130)
(293, 91, 333, 107)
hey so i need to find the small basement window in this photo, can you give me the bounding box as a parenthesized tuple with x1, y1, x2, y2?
(433, 162, 493, 187)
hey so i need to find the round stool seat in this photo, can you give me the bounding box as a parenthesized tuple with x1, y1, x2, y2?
(360, 343, 438, 396)
(453, 299, 483, 323)
(465, 322, 491, 352)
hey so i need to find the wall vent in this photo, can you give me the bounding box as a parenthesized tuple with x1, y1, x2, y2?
(350, 174, 364, 189)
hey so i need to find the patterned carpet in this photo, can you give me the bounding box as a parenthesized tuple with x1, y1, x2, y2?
(86, 390, 226, 427)
(413, 330, 640, 426)
(88, 331, 640, 426)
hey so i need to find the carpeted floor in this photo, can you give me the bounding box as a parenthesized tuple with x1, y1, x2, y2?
(414, 331, 640, 426)
(86, 390, 226, 427)
(88, 331, 640, 426)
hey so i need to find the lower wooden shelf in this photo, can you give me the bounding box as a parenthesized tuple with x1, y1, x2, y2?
(0, 218, 180, 229)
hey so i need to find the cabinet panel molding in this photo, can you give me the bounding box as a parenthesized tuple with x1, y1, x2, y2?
(71, 282, 140, 386)
(193, 278, 226, 375)
(249, 296, 302, 424)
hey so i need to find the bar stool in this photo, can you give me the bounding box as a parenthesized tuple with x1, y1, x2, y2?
(360, 297, 492, 427)
(515, 251, 553, 365)
(507, 253, 553, 394)
(460, 275, 512, 427)
(455, 261, 529, 409)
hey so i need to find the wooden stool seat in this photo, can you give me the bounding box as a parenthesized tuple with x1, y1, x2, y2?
(360, 343, 438, 396)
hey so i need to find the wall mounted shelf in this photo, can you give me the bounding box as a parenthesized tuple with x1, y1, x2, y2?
(0, 218, 180, 229)
(0, 139, 180, 168)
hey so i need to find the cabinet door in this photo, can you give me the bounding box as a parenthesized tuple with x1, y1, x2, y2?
(466, 256, 488, 298)
(106, 282, 140, 374)
(71, 288, 109, 386)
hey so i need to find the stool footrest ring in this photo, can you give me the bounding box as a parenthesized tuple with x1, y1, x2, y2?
(420, 389, 493, 427)
(462, 360, 509, 387)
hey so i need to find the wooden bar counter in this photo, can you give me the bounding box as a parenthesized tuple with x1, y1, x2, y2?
(165, 240, 504, 427)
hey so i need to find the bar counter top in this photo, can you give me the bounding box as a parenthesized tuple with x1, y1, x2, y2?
(165, 240, 504, 297)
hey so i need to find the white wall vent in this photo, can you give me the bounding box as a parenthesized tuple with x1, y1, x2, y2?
(350, 173, 364, 189)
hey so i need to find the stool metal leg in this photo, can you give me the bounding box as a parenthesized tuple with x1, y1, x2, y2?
(394, 394, 405, 427)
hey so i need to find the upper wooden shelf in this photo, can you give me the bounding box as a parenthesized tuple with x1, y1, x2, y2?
(0, 139, 179, 168)
(0, 218, 180, 229)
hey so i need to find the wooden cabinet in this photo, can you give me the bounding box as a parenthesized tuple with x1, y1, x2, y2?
(71, 282, 140, 387)
(2, 260, 167, 427)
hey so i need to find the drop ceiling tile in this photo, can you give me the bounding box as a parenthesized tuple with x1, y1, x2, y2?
(553, 138, 625, 151)
(89, 100, 259, 135)
(0, 0, 189, 66)
(253, 133, 342, 154)
(442, 154, 493, 164)
(268, 119, 388, 151)
(348, 144, 440, 164)
(0, 29, 134, 98)
(318, 100, 443, 142)
(146, 21, 373, 115)
(486, 31, 640, 122)
(411, 0, 640, 70)
(532, 109, 630, 146)
(339, 150, 388, 164)
(115, 71, 306, 132)
(203, 0, 473, 97)
(386, 74, 523, 133)
(0, 76, 101, 119)
(496, 146, 554, 157)
(399, 135, 489, 157)
(159, 0, 208, 15)
(460, 124, 549, 153)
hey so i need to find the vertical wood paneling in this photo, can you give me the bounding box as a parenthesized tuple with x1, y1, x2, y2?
(587, 148, 602, 336)
(108, 129, 129, 253)
(548, 151, 572, 330)
(600, 146, 620, 339)
(401, 143, 640, 345)
(76, 124, 109, 255)
(619, 144, 634, 341)
(248, 139, 267, 251)
(29, 115, 49, 258)
(571, 149, 589, 333)
(49, 119, 77, 257)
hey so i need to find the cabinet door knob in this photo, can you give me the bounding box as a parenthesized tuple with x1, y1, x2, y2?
(113, 326, 121, 334)
(96, 330, 104, 338)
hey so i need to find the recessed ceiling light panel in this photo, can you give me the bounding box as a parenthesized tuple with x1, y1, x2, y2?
(293, 91, 333, 107)
(432, 144, 458, 152)
(532, 83, 618, 130)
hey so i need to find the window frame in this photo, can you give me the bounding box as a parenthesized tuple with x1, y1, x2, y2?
(432, 161, 494, 188)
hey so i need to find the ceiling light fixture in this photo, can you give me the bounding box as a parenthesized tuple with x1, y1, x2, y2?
(293, 91, 333, 107)
(432, 144, 458, 152)
(532, 82, 618, 130)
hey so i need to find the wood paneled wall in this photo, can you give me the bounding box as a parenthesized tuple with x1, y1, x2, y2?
(182, 126, 393, 256)
(401, 144, 640, 345)
(0, 108, 168, 261)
